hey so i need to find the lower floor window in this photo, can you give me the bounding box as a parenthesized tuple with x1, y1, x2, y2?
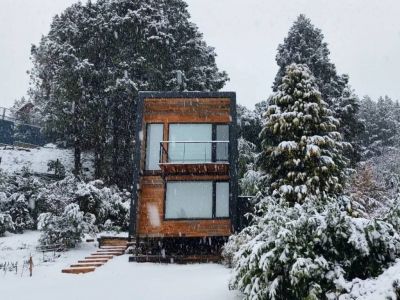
(165, 181, 230, 219)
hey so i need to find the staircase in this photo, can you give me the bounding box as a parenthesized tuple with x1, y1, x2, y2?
(62, 241, 128, 274)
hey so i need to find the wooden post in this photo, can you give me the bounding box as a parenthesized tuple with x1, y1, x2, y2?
(29, 256, 33, 277)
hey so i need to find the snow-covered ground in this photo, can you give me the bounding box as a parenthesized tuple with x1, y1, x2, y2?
(0, 144, 93, 176)
(339, 260, 400, 300)
(0, 231, 241, 300)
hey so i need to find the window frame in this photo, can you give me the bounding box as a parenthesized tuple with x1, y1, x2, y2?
(163, 179, 230, 220)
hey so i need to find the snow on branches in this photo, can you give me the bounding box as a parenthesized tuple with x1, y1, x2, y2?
(260, 63, 347, 203)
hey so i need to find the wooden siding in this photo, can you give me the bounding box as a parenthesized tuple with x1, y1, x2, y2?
(137, 97, 233, 237)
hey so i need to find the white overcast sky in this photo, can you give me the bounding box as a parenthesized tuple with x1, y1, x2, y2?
(0, 0, 400, 108)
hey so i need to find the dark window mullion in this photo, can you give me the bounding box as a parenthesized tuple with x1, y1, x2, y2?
(211, 124, 217, 162)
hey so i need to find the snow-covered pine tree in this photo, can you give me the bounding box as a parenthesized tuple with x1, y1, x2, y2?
(227, 69, 400, 297)
(260, 63, 347, 202)
(273, 15, 345, 103)
(29, 0, 228, 186)
(273, 14, 363, 165)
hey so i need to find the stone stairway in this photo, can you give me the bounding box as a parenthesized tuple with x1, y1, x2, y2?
(62, 245, 127, 274)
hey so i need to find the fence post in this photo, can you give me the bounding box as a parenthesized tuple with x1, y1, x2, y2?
(29, 255, 33, 277)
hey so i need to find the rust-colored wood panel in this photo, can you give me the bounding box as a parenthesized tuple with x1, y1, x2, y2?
(165, 174, 230, 181)
(144, 98, 231, 109)
(144, 114, 231, 124)
(143, 97, 231, 124)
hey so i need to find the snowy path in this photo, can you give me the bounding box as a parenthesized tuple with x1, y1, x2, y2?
(0, 232, 241, 300)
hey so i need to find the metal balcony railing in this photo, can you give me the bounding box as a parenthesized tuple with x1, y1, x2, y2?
(159, 141, 229, 164)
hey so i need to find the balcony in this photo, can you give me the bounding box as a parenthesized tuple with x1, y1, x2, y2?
(159, 141, 229, 175)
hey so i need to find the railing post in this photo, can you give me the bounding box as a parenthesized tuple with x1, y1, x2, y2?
(183, 142, 186, 163)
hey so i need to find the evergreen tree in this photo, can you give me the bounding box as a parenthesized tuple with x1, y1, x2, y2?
(273, 14, 363, 165)
(237, 104, 262, 150)
(29, 0, 228, 186)
(260, 63, 347, 202)
(333, 87, 364, 165)
(358, 95, 399, 157)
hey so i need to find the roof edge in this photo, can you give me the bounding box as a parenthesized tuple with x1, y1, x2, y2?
(138, 91, 236, 99)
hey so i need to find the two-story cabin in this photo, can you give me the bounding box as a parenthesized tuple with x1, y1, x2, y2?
(129, 91, 238, 259)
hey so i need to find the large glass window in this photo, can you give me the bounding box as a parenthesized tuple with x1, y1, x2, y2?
(145, 124, 163, 170)
(168, 124, 212, 163)
(216, 182, 230, 217)
(165, 181, 213, 219)
(216, 125, 229, 162)
(165, 181, 230, 219)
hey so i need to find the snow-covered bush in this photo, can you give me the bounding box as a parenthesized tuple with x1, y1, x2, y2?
(8, 194, 34, 233)
(33, 175, 80, 216)
(226, 197, 400, 299)
(33, 176, 129, 230)
(75, 179, 130, 231)
(0, 213, 14, 236)
(38, 203, 95, 248)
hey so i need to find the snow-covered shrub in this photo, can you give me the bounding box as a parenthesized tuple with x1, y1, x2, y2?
(75, 179, 130, 230)
(38, 203, 95, 248)
(227, 197, 400, 299)
(8, 194, 34, 233)
(33, 175, 79, 216)
(393, 280, 400, 299)
(0, 213, 14, 236)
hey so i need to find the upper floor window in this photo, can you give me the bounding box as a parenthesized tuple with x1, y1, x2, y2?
(167, 124, 229, 163)
(168, 124, 212, 163)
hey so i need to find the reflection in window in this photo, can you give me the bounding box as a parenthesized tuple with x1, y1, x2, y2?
(165, 181, 213, 219)
(216, 125, 229, 162)
(168, 124, 212, 163)
(216, 182, 229, 217)
(145, 124, 163, 170)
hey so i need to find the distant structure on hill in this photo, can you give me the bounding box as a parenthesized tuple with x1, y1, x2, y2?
(0, 105, 45, 147)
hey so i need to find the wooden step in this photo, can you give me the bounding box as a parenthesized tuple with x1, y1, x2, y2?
(91, 253, 118, 257)
(71, 262, 104, 267)
(85, 255, 113, 259)
(78, 259, 108, 263)
(100, 246, 127, 249)
(98, 236, 129, 248)
(62, 266, 95, 274)
(96, 249, 125, 254)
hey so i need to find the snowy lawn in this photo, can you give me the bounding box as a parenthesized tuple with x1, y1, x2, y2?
(0, 231, 241, 300)
(0, 145, 93, 175)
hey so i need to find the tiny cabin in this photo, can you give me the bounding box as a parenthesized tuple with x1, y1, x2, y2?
(129, 91, 238, 257)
